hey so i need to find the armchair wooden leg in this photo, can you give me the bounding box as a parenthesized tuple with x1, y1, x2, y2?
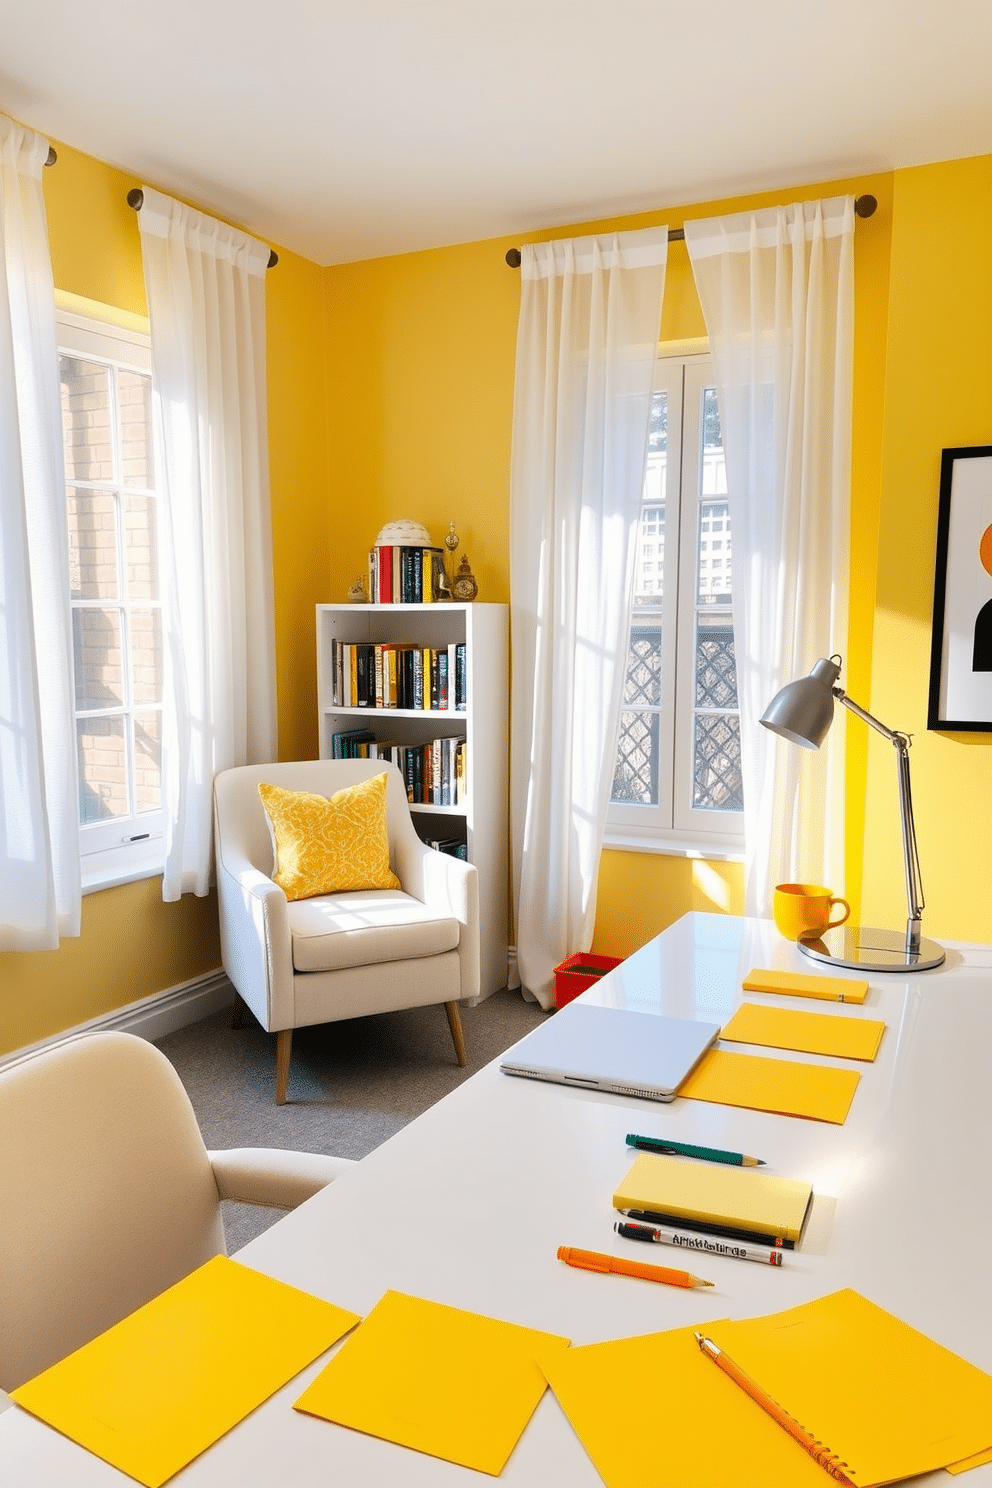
(275, 1029, 293, 1105)
(230, 992, 249, 1030)
(444, 1001, 467, 1068)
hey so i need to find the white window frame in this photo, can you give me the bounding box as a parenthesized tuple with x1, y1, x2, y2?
(606, 353, 744, 859)
(57, 309, 166, 890)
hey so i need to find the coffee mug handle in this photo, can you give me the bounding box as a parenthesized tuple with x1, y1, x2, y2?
(828, 897, 850, 928)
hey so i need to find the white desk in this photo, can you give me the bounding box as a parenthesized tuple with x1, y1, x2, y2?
(4, 912, 992, 1485)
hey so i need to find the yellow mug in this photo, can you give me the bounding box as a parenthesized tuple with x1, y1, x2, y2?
(773, 883, 850, 940)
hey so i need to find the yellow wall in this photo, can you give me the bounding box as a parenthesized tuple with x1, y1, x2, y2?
(318, 172, 894, 956)
(4, 128, 989, 1054)
(0, 139, 332, 1055)
(862, 156, 992, 945)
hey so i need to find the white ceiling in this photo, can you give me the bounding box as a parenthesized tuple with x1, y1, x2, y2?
(2, 1, 992, 266)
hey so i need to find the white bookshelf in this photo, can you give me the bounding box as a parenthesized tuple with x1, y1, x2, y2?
(316, 602, 508, 1002)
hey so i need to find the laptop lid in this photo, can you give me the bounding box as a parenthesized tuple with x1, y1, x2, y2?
(500, 1003, 720, 1103)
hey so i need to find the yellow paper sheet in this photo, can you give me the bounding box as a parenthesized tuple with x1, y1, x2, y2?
(721, 1002, 885, 1062)
(541, 1324, 830, 1488)
(741, 967, 869, 1003)
(11, 1255, 360, 1488)
(711, 1289, 992, 1487)
(679, 1046, 860, 1123)
(947, 1444, 992, 1473)
(294, 1289, 570, 1476)
(614, 1152, 812, 1244)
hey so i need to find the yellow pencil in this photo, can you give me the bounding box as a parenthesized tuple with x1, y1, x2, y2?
(694, 1332, 854, 1482)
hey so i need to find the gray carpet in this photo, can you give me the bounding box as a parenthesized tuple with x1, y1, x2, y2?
(155, 988, 547, 1251)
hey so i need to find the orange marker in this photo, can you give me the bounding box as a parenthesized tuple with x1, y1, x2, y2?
(557, 1245, 713, 1289)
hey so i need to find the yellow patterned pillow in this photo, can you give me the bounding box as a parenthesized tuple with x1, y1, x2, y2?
(257, 774, 400, 901)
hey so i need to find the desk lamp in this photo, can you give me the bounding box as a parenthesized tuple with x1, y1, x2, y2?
(760, 655, 944, 971)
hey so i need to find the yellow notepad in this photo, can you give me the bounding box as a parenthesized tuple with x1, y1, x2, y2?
(542, 1292, 992, 1488)
(721, 1002, 885, 1061)
(742, 966, 869, 1003)
(11, 1255, 360, 1488)
(614, 1152, 813, 1244)
(710, 1289, 992, 1486)
(294, 1289, 571, 1476)
(541, 1324, 830, 1488)
(679, 1047, 860, 1123)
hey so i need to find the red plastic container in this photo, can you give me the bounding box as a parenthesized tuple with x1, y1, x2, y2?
(553, 952, 624, 1009)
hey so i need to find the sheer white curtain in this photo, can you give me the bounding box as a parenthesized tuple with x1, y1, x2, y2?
(0, 115, 80, 950)
(509, 228, 667, 1009)
(684, 197, 855, 916)
(137, 188, 277, 902)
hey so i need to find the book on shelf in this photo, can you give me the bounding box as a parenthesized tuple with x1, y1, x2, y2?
(330, 639, 468, 711)
(367, 545, 447, 604)
(426, 837, 468, 859)
(338, 736, 466, 806)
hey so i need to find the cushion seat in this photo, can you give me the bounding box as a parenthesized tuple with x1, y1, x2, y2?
(287, 888, 461, 974)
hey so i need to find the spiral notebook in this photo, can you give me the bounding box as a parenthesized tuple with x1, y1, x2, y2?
(541, 1289, 992, 1488)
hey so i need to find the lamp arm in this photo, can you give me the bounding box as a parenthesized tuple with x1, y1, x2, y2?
(833, 687, 925, 952)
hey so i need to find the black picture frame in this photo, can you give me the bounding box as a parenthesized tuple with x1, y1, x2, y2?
(927, 445, 992, 732)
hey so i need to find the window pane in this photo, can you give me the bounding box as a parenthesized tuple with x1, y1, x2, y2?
(634, 390, 667, 606)
(125, 495, 160, 599)
(77, 716, 127, 823)
(133, 711, 162, 813)
(73, 608, 123, 710)
(130, 609, 164, 703)
(697, 500, 733, 604)
(118, 369, 154, 489)
(67, 489, 120, 600)
(693, 713, 743, 812)
(621, 619, 662, 706)
(695, 614, 738, 709)
(612, 710, 660, 805)
(60, 356, 113, 482)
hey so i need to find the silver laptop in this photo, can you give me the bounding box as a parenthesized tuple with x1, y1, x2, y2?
(500, 1002, 720, 1102)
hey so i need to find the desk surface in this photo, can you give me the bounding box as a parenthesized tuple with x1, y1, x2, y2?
(5, 912, 992, 1485)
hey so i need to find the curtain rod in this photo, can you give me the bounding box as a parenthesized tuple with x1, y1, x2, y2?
(125, 188, 279, 268)
(503, 192, 878, 267)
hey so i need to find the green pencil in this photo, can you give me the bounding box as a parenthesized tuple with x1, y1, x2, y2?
(625, 1133, 765, 1167)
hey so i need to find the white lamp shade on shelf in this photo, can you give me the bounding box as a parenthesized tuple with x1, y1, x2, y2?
(375, 520, 433, 547)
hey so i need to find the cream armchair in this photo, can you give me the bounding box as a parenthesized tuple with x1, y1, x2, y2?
(0, 1031, 354, 1395)
(214, 759, 480, 1104)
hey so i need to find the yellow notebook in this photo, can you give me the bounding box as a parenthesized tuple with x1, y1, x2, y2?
(709, 1289, 992, 1486)
(542, 1291, 992, 1488)
(721, 1002, 885, 1061)
(294, 1289, 571, 1476)
(613, 1152, 813, 1244)
(742, 966, 869, 1003)
(542, 1323, 829, 1488)
(679, 1047, 860, 1123)
(11, 1255, 360, 1488)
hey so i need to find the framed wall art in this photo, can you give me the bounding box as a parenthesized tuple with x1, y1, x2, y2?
(928, 445, 992, 732)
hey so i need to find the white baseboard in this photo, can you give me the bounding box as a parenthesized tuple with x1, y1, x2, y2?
(0, 969, 235, 1069)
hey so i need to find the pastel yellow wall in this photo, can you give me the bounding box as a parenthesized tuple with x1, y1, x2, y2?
(861, 156, 992, 945)
(5, 131, 988, 1056)
(0, 139, 331, 1055)
(319, 172, 894, 958)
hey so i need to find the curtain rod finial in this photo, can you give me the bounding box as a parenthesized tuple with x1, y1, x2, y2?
(505, 247, 522, 268)
(45, 146, 57, 167)
(854, 194, 877, 219)
(126, 187, 144, 210)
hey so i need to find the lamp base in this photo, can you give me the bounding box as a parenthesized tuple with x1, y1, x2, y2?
(797, 924, 945, 973)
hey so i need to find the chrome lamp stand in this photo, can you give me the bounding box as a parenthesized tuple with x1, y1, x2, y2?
(760, 657, 945, 972)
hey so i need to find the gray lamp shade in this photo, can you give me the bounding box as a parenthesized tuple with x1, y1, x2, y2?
(760, 657, 842, 750)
